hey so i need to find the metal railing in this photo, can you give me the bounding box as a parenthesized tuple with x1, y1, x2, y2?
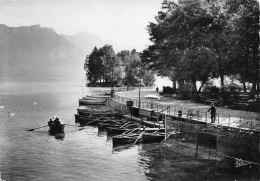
(111, 93, 260, 132)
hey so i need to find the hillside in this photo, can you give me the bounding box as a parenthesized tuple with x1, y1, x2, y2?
(0, 24, 101, 82)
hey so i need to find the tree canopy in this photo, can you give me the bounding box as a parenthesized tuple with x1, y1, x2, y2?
(84, 45, 156, 87)
(141, 0, 259, 98)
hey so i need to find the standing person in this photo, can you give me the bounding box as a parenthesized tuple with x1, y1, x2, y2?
(208, 103, 216, 123)
(156, 86, 159, 93)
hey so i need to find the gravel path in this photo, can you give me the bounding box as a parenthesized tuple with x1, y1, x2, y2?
(115, 89, 260, 130)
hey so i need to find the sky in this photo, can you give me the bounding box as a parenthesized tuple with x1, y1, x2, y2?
(0, 0, 162, 52)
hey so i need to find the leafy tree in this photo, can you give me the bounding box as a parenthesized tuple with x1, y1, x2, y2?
(227, 0, 259, 94)
(142, 0, 259, 100)
(84, 47, 104, 85)
(85, 46, 155, 87)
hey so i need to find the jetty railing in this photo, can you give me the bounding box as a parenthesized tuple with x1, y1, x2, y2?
(112, 93, 260, 132)
(114, 86, 153, 92)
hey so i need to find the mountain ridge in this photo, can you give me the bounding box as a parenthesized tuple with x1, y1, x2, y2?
(0, 24, 106, 82)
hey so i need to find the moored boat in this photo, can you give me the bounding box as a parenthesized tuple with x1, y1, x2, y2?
(98, 120, 125, 131)
(142, 132, 165, 143)
(77, 109, 113, 117)
(112, 128, 167, 146)
(107, 123, 140, 135)
(84, 95, 110, 99)
(82, 97, 107, 102)
(112, 133, 142, 146)
(75, 114, 113, 126)
(79, 99, 106, 105)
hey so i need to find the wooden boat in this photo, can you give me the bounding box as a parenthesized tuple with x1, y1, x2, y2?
(84, 95, 110, 99)
(112, 133, 142, 146)
(77, 109, 113, 117)
(79, 99, 106, 105)
(107, 123, 140, 135)
(112, 128, 165, 146)
(142, 130, 180, 143)
(142, 132, 165, 143)
(49, 123, 65, 135)
(75, 114, 94, 123)
(77, 108, 112, 112)
(98, 120, 125, 131)
(82, 97, 107, 102)
(75, 114, 112, 126)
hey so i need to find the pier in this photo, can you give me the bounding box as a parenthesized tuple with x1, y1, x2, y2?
(107, 90, 260, 172)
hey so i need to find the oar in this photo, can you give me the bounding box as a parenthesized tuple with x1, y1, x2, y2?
(133, 131, 144, 145)
(119, 121, 130, 128)
(160, 132, 174, 143)
(64, 124, 77, 126)
(121, 127, 139, 135)
(26, 125, 49, 131)
(78, 120, 97, 130)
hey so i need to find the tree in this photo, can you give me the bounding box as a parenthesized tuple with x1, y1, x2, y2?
(142, 0, 218, 98)
(84, 47, 104, 86)
(142, 0, 259, 99)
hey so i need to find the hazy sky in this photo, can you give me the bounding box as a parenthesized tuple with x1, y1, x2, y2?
(0, 0, 162, 51)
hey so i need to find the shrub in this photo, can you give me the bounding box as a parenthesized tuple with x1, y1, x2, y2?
(163, 86, 175, 94)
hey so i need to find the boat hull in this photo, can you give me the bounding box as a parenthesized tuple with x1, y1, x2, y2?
(49, 124, 65, 135)
(142, 132, 165, 143)
(79, 99, 106, 105)
(112, 134, 141, 146)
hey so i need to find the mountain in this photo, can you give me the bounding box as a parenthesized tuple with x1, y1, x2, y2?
(62, 32, 104, 53)
(0, 24, 102, 82)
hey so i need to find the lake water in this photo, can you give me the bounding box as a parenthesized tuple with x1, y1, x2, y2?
(0, 81, 257, 181)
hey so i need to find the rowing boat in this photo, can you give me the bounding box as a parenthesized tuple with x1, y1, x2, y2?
(98, 120, 125, 131)
(112, 128, 165, 146)
(49, 124, 65, 135)
(142, 132, 165, 143)
(107, 123, 140, 135)
(77, 109, 113, 117)
(79, 99, 106, 105)
(84, 95, 110, 99)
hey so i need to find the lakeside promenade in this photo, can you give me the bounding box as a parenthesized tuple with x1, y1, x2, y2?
(113, 88, 260, 132)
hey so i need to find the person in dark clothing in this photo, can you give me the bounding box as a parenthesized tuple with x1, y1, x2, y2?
(54, 118, 60, 125)
(208, 103, 216, 123)
(156, 86, 159, 93)
(48, 119, 54, 126)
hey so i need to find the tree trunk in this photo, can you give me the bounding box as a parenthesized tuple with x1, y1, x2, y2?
(191, 78, 197, 97)
(220, 74, 224, 88)
(250, 81, 257, 98)
(242, 81, 247, 93)
(172, 80, 177, 91)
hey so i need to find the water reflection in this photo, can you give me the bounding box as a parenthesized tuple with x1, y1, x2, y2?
(48, 133, 65, 141)
(112, 144, 135, 154)
(97, 131, 107, 137)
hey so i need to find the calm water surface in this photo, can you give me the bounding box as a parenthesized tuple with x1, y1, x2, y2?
(0, 82, 257, 181)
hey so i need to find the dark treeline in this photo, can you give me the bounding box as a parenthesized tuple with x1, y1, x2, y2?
(84, 45, 155, 87)
(141, 0, 259, 102)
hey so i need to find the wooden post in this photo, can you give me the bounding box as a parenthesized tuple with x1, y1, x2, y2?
(165, 114, 167, 143)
